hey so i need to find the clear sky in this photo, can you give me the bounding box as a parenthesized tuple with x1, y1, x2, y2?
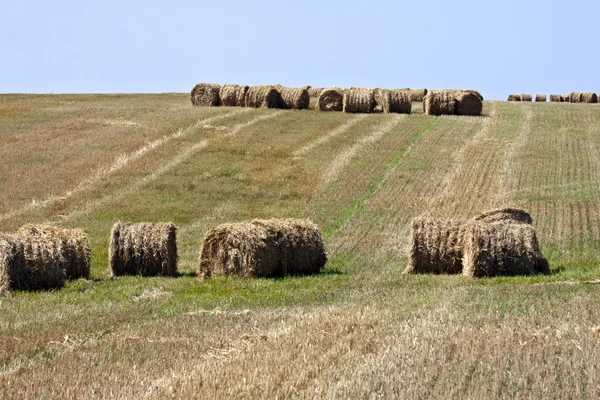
(1, 1, 597, 100)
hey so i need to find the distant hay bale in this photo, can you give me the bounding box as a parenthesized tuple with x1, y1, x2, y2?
(507, 94, 521, 101)
(473, 208, 533, 225)
(464, 90, 484, 101)
(535, 94, 547, 102)
(316, 87, 344, 112)
(582, 92, 598, 103)
(190, 83, 221, 107)
(404, 217, 466, 275)
(462, 221, 549, 278)
(219, 84, 249, 107)
(245, 86, 281, 108)
(278, 87, 310, 110)
(308, 87, 324, 98)
(0, 233, 66, 296)
(562, 94, 570, 103)
(455, 92, 483, 116)
(17, 224, 90, 280)
(549, 94, 562, 102)
(389, 90, 412, 114)
(198, 219, 327, 279)
(343, 88, 375, 113)
(408, 89, 428, 102)
(424, 90, 456, 115)
(569, 92, 582, 103)
(521, 94, 532, 102)
(109, 222, 178, 277)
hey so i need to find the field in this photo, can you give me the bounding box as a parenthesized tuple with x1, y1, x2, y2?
(1, 94, 600, 398)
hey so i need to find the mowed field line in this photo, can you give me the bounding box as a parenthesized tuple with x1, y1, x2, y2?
(321, 114, 406, 186)
(293, 114, 369, 157)
(58, 111, 283, 223)
(0, 109, 248, 223)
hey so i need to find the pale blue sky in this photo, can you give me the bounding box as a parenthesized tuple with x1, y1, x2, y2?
(1, 1, 597, 99)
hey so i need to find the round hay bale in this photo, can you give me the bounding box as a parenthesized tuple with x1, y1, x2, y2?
(521, 94, 532, 102)
(109, 222, 178, 277)
(507, 94, 521, 101)
(535, 94, 547, 102)
(569, 92, 582, 103)
(549, 94, 562, 102)
(343, 88, 375, 113)
(17, 224, 90, 280)
(424, 90, 456, 115)
(219, 84, 249, 107)
(245, 86, 281, 108)
(582, 92, 598, 103)
(473, 208, 533, 225)
(455, 92, 483, 116)
(190, 83, 220, 107)
(408, 89, 428, 102)
(308, 87, 324, 98)
(462, 221, 549, 278)
(464, 90, 484, 101)
(198, 219, 327, 279)
(316, 87, 343, 112)
(388, 90, 412, 114)
(562, 94, 570, 103)
(0, 233, 66, 296)
(278, 87, 310, 110)
(404, 217, 466, 275)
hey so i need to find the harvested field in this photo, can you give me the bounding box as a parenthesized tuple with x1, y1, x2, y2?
(198, 219, 326, 278)
(219, 84, 248, 107)
(109, 222, 178, 276)
(521, 94, 533, 102)
(404, 217, 465, 274)
(245, 86, 281, 108)
(316, 87, 343, 112)
(17, 224, 90, 279)
(535, 94, 546, 102)
(278, 87, 310, 110)
(507, 94, 521, 101)
(343, 88, 375, 113)
(190, 83, 220, 107)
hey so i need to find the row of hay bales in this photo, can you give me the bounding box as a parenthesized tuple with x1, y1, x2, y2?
(1, 219, 327, 295)
(509, 92, 598, 103)
(422, 90, 484, 116)
(191, 83, 311, 110)
(405, 208, 549, 277)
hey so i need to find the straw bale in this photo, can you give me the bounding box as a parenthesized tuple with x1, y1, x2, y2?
(404, 217, 466, 275)
(308, 87, 324, 98)
(462, 221, 549, 277)
(219, 84, 249, 107)
(562, 94, 570, 103)
(389, 90, 412, 114)
(245, 86, 281, 108)
(569, 92, 582, 103)
(473, 208, 533, 225)
(17, 224, 90, 280)
(316, 87, 343, 112)
(198, 219, 327, 279)
(343, 88, 375, 113)
(109, 222, 178, 277)
(521, 94, 532, 102)
(507, 94, 521, 101)
(424, 90, 456, 115)
(278, 87, 310, 110)
(535, 94, 547, 102)
(582, 92, 598, 103)
(455, 92, 483, 116)
(464, 90, 484, 101)
(549, 94, 562, 102)
(0, 233, 66, 296)
(190, 83, 220, 107)
(408, 89, 428, 102)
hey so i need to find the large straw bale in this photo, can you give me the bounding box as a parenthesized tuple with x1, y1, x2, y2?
(245, 86, 281, 108)
(374, 89, 411, 114)
(219, 84, 249, 107)
(404, 217, 466, 275)
(549, 94, 562, 102)
(521, 94, 532, 102)
(0, 233, 66, 296)
(569, 92, 582, 103)
(507, 94, 521, 101)
(455, 92, 483, 116)
(316, 87, 343, 112)
(308, 87, 324, 98)
(343, 88, 375, 113)
(462, 221, 549, 278)
(473, 208, 533, 225)
(535, 94, 547, 102)
(17, 224, 90, 280)
(562, 94, 570, 103)
(278, 87, 310, 110)
(424, 90, 456, 115)
(582, 92, 598, 103)
(190, 83, 220, 107)
(109, 222, 178, 277)
(464, 90, 484, 101)
(198, 219, 327, 279)
(408, 89, 428, 102)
